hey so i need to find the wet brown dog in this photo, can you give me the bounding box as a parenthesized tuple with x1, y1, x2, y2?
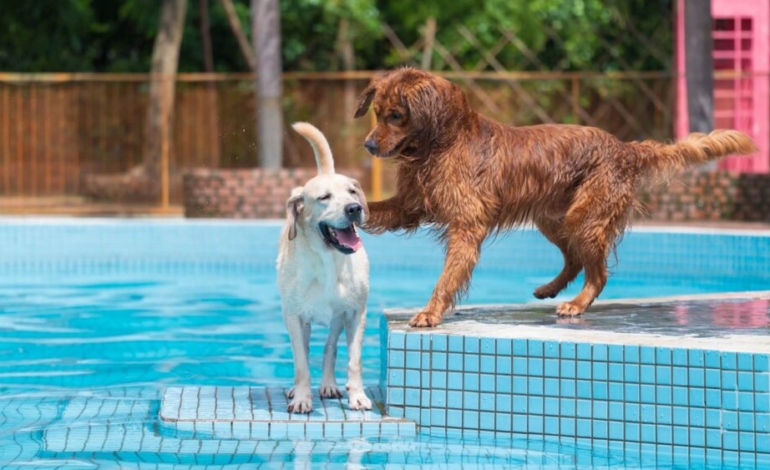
(354, 67, 757, 328)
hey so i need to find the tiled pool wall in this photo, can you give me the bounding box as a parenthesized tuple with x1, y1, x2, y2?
(380, 320, 770, 467)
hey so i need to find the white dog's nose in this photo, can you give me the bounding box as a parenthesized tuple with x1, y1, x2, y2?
(345, 203, 363, 221)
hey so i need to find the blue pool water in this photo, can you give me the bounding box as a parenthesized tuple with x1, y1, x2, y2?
(0, 219, 768, 468)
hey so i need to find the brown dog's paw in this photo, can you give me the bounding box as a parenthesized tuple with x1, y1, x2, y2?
(409, 310, 443, 328)
(533, 284, 559, 299)
(556, 302, 585, 317)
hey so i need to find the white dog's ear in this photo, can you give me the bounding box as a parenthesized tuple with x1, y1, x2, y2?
(286, 191, 305, 241)
(349, 179, 368, 220)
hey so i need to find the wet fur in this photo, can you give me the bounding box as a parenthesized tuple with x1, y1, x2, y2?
(354, 67, 757, 327)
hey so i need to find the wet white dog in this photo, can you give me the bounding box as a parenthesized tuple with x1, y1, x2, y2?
(276, 122, 372, 413)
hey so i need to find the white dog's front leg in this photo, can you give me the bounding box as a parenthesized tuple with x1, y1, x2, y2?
(320, 315, 344, 398)
(284, 314, 313, 413)
(345, 309, 372, 410)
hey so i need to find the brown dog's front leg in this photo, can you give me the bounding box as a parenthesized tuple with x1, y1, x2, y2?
(410, 225, 487, 328)
(365, 198, 421, 234)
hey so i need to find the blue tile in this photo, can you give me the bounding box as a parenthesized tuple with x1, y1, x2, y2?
(447, 372, 462, 390)
(608, 344, 623, 362)
(705, 368, 720, 389)
(529, 358, 544, 376)
(625, 422, 640, 442)
(640, 404, 655, 423)
(464, 354, 479, 373)
(609, 382, 623, 401)
(479, 411, 495, 430)
(404, 388, 420, 407)
(656, 385, 672, 405)
(497, 338, 512, 355)
(463, 410, 479, 429)
(640, 365, 655, 384)
(496, 412, 512, 432)
(672, 366, 688, 386)
(544, 359, 559, 378)
(688, 349, 705, 367)
(513, 357, 527, 375)
(431, 389, 446, 407)
(608, 363, 623, 382)
(541, 340, 558, 359)
(528, 377, 544, 395)
(544, 416, 559, 435)
(448, 335, 464, 353)
(593, 381, 608, 400)
(513, 395, 527, 413)
(480, 393, 494, 411)
(405, 351, 421, 369)
(593, 400, 608, 420)
(705, 389, 721, 408)
(625, 403, 640, 422)
(496, 393, 512, 413)
(512, 414, 527, 433)
(560, 417, 576, 436)
(738, 372, 753, 391)
(593, 344, 608, 361)
(706, 408, 721, 428)
(593, 362, 608, 381)
(688, 368, 704, 387)
(757, 393, 770, 412)
(656, 365, 672, 385)
(390, 331, 406, 349)
(560, 379, 575, 396)
(480, 337, 495, 355)
(755, 354, 769, 372)
(655, 347, 671, 365)
(724, 430, 739, 451)
(756, 373, 769, 392)
(528, 414, 544, 434)
(640, 346, 655, 364)
(640, 423, 656, 443)
(609, 401, 623, 420)
(560, 359, 576, 378)
(704, 350, 721, 368)
(422, 334, 432, 350)
(625, 383, 640, 402)
(758, 413, 770, 432)
(529, 396, 544, 415)
(593, 420, 608, 439)
(738, 392, 754, 411)
(739, 432, 755, 452)
(432, 352, 447, 370)
(496, 356, 512, 375)
(404, 406, 420, 422)
(544, 378, 559, 397)
(672, 406, 688, 426)
(464, 336, 479, 354)
(432, 334, 447, 352)
(576, 399, 591, 418)
(389, 369, 405, 387)
(560, 342, 576, 359)
(405, 370, 421, 388)
(389, 350, 405, 368)
(640, 385, 655, 404)
(723, 390, 737, 410)
(388, 388, 404, 405)
(722, 369, 738, 390)
(738, 353, 753, 371)
(738, 411, 755, 432)
(528, 339, 544, 357)
(430, 408, 446, 427)
(757, 425, 770, 452)
(560, 398, 575, 417)
(657, 405, 672, 424)
(690, 428, 705, 447)
(496, 375, 512, 394)
(672, 386, 688, 406)
(576, 343, 591, 360)
(513, 376, 527, 394)
(689, 388, 705, 407)
(544, 397, 559, 416)
(448, 353, 463, 372)
(624, 364, 640, 383)
(656, 424, 672, 444)
(513, 339, 527, 356)
(480, 374, 495, 392)
(447, 409, 462, 428)
(577, 380, 592, 399)
(405, 333, 422, 351)
(577, 361, 592, 380)
(576, 418, 591, 437)
(672, 425, 688, 446)
(722, 352, 737, 370)
(672, 348, 687, 366)
(463, 391, 479, 410)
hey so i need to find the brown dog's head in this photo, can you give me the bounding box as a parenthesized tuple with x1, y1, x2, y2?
(353, 67, 471, 158)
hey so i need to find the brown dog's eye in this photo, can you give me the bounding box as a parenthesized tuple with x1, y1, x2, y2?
(318, 194, 331, 201)
(389, 111, 402, 121)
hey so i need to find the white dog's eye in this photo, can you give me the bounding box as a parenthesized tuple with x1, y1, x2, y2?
(348, 188, 357, 195)
(318, 194, 331, 201)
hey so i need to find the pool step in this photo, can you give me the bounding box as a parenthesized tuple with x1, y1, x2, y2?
(159, 386, 416, 439)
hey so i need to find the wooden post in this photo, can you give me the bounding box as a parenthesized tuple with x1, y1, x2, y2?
(252, 0, 284, 169)
(370, 109, 382, 201)
(422, 17, 436, 70)
(684, 0, 714, 133)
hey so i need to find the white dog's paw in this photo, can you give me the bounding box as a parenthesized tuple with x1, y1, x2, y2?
(320, 383, 343, 399)
(287, 388, 313, 414)
(347, 389, 372, 410)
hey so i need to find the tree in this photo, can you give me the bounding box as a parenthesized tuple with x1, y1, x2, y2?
(684, 0, 714, 133)
(252, 0, 283, 169)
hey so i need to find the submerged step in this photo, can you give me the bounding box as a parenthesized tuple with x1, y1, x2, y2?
(159, 386, 416, 439)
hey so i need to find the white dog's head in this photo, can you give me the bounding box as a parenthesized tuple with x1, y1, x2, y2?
(286, 175, 367, 254)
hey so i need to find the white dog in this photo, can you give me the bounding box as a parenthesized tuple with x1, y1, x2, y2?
(276, 122, 372, 413)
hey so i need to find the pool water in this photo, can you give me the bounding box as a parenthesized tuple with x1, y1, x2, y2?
(0, 220, 768, 468)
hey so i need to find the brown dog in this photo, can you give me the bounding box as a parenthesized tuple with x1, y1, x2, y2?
(354, 67, 757, 328)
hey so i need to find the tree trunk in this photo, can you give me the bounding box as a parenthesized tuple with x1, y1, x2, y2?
(337, 19, 356, 167)
(199, 0, 221, 167)
(252, 0, 283, 169)
(143, 0, 188, 195)
(684, 0, 714, 134)
(220, 0, 257, 72)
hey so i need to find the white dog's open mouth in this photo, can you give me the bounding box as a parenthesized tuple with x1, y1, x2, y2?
(319, 222, 363, 254)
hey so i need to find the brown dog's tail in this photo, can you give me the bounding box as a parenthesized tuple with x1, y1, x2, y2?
(631, 129, 757, 177)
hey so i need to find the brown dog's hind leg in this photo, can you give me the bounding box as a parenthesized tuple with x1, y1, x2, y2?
(533, 218, 582, 299)
(409, 225, 487, 327)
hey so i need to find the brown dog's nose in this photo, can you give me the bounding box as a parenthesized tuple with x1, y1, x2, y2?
(364, 139, 378, 155)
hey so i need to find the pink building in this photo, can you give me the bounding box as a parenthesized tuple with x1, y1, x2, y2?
(676, 0, 770, 173)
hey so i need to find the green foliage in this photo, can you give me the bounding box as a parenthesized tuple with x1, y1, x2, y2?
(0, 0, 672, 73)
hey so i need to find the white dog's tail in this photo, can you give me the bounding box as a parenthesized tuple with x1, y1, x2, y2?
(292, 122, 335, 175)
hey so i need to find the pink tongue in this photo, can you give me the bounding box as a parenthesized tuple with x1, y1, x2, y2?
(336, 228, 363, 252)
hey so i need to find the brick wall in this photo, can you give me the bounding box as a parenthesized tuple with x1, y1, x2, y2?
(182, 168, 364, 219)
(639, 171, 770, 222)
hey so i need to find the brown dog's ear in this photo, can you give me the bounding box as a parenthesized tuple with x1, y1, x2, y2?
(286, 191, 305, 241)
(354, 83, 377, 119)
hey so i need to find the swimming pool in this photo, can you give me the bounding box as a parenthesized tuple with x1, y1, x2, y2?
(0, 219, 768, 468)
